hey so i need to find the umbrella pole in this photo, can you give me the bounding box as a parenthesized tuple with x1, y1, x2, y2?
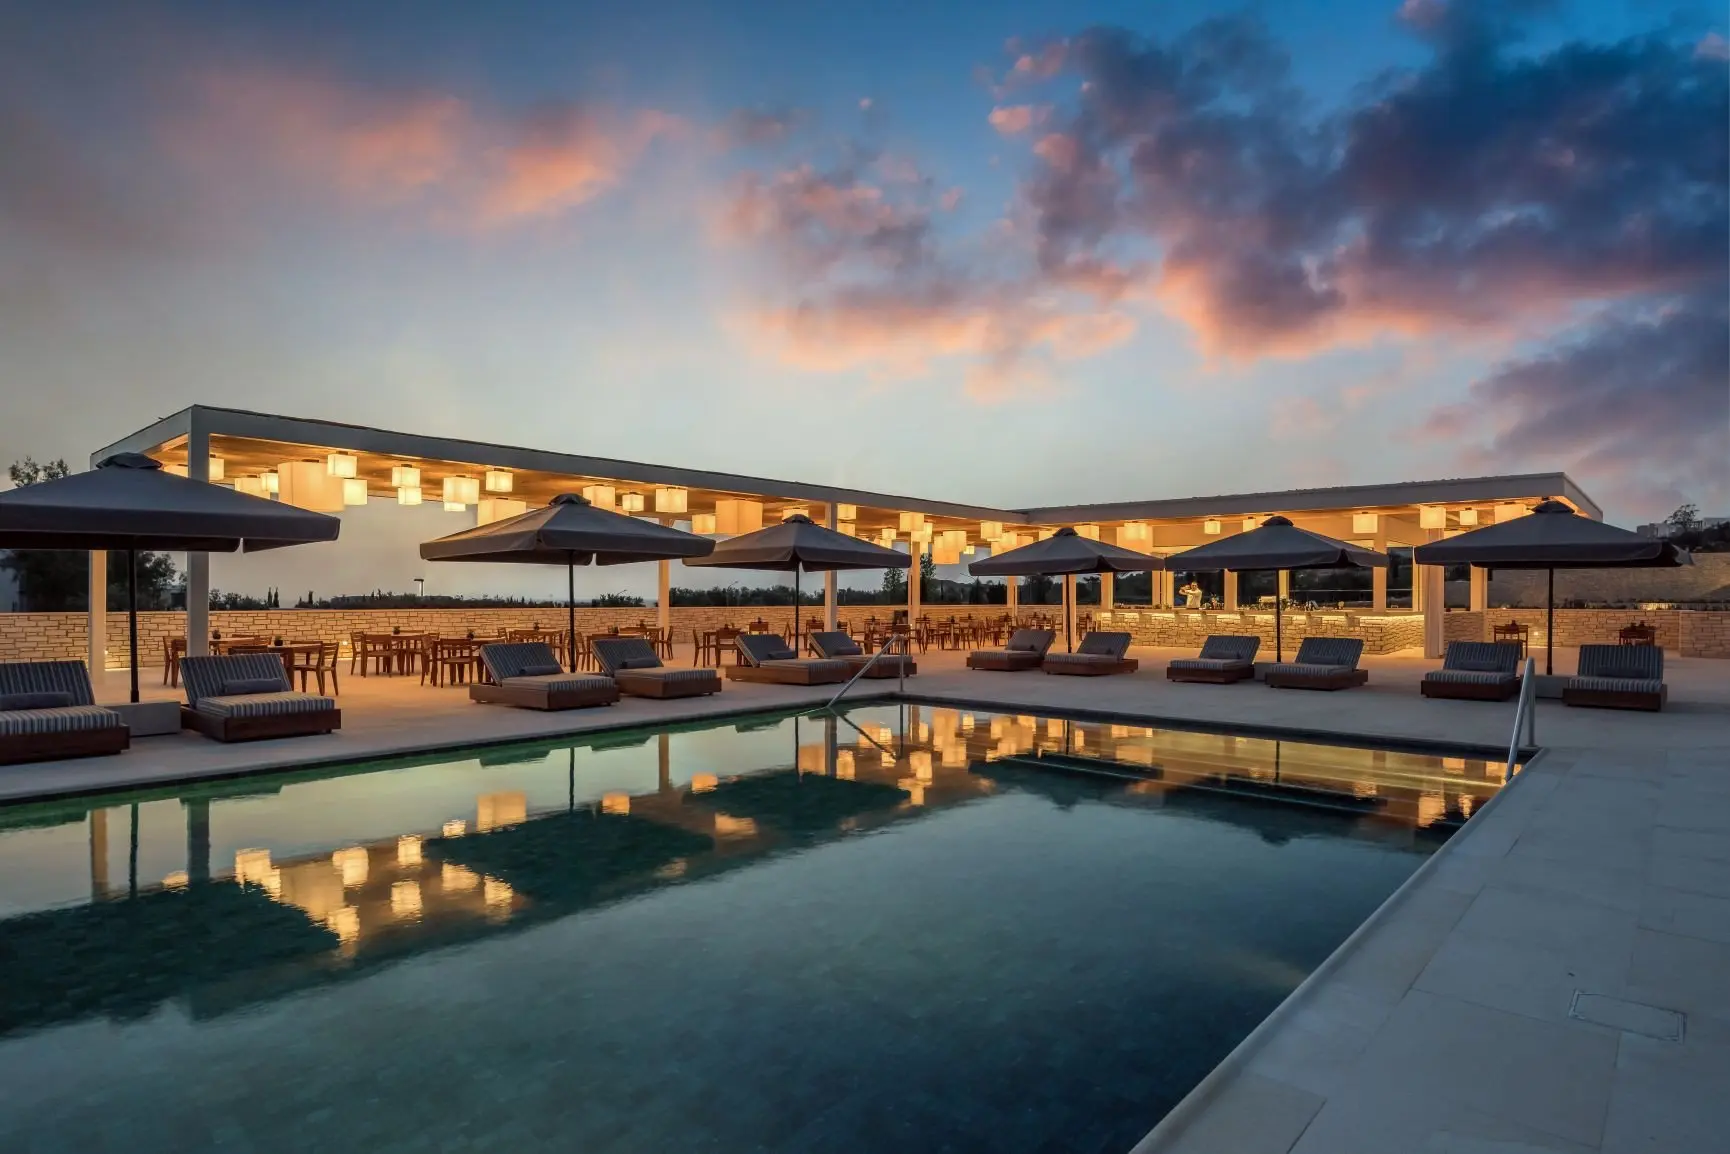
(1275, 570, 1283, 663)
(794, 566, 801, 654)
(567, 554, 578, 674)
(127, 547, 140, 704)
(1064, 573, 1074, 652)
(1546, 567, 1554, 676)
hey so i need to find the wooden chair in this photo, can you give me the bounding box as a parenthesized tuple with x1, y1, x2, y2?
(162, 636, 187, 687)
(1491, 620, 1529, 656)
(295, 641, 341, 696)
(1618, 621, 1657, 647)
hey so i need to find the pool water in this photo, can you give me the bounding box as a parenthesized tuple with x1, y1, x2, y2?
(0, 705, 1507, 1153)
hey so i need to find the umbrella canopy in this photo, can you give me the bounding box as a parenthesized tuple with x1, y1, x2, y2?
(1412, 499, 1690, 674)
(1411, 500, 1689, 570)
(420, 493, 714, 567)
(1164, 516, 1387, 662)
(969, 527, 1165, 653)
(1163, 516, 1386, 572)
(0, 453, 342, 702)
(966, 526, 1165, 576)
(681, 514, 909, 651)
(420, 494, 714, 673)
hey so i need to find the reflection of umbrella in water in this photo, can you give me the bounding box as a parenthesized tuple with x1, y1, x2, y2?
(0, 882, 339, 1038)
(696, 770, 908, 837)
(425, 809, 712, 907)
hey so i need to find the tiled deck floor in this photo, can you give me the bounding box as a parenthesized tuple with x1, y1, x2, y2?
(11, 643, 1730, 1153)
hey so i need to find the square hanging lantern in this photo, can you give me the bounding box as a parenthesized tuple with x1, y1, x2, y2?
(207, 456, 226, 482)
(1352, 512, 1380, 534)
(836, 503, 857, 520)
(484, 469, 513, 493)
(391, 465, 421, 488)
(1116, 522, 1151, 551)
(1242, 516, 1259, 533)
(397, 486, 423, 506)
(911, 524, 934, 544)
(1419, 505, 1448, 529)
(1494, 502, 1528, 524)
(581, 483, 615, 510)
(962, 545, 976, 556)
(878, 528, 897, 546)
(898, 511, 926, 533)
(979, 520, 1004, 540)
(444, 501, 467, 513)
(1458, 507, 1479, 526)
(1203, 518, 1222, 535)
(261, 471, 279, 495)
(714, 498, 763, 535)
(1038, 528, 1055, 541)
(838, 520, 856, 537)
(620, 491, 645, 513)
(1076, 524, 1100, 540)
(443, 476, 480, 506)
(477, 497, 526, 525)
(341, 478, 369, 506)
(326, 453, 358, 479)
(654, 487, 688, 514)
(278, 460, 345, 512)
(691, 512, 718, 535)
(233, 475, 266, 497)
(780, 505, 810, 521)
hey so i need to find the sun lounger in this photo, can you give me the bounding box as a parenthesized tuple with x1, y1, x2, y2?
(1420, 642, 1523, 701)
(0, 660, 130, 765)
(808, 631, 916, 678)
(590, 636, 722, 699)
(1563, 644, 1667, 712)
(1042, 632, 1137, 676)
(1166, 635, 1261, 683)
(726, 634, 852, 685)
(179, 653, 341, 741)
(967, 628, 1056, 672)
(1264, 637, 1368, 691)
(472, 643, 620, 711)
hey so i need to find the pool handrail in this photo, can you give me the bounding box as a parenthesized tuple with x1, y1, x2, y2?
(1507, 656, 1537, 779)
(825, 632, 909, 708)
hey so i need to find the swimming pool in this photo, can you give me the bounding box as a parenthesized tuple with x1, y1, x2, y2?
(0, 704, 1507, 1152)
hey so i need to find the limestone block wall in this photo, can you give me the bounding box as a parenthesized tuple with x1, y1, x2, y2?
(1095, 609, 1425, 655)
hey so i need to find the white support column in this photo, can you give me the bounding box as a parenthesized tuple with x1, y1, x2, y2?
(1159, 569, 1175, 608)
(186, 421, 211, 655)
(657, 559, 671, 632)
(87, 550, 107, 678)
(1099, 572, 1114, 611)
(1223, 571, 1239, 611)
(1277, 570, 1290, 604)
(1006, 574, 1018, 616)
(823, 505, 838, 631)
(1469, 567, 1488, 611)
(1419, 528, 1444, 658)
(1371, 534, 1389, 610)
(908, 542, 922, 624)
(1063, 573, 1076, 651)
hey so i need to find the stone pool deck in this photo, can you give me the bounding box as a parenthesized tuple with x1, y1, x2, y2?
(5, 643, 1728, 1152)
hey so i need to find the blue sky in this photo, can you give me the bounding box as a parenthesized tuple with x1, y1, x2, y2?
(0, 0, 1724, 599)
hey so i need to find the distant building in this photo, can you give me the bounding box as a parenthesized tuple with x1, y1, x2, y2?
(1638, 516, 1728, 538)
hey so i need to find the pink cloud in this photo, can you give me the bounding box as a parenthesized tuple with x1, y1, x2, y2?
(987, 104, 1048, 135)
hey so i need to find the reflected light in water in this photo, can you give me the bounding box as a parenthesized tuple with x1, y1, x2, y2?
(713, 814, 758, 838)
(326, 905, 360, 943)
(161, 871, 189, 889)
(391, 880, 423, 919)
(835, 751, 855, 780)
(397, 835, 423, 866)
(483, 878, 513, 908)
(442, 864, 480, 892)
(690, 773, 718, 793)
(333, 847, 369, 888)
(442, 819, 467, 838)
(910, 751, 933, 782)
(602, 792, 631, 815)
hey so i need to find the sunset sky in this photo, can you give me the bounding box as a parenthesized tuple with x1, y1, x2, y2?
(1, 0, 1725, 599)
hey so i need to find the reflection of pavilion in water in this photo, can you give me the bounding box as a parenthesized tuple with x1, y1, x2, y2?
(5, 706, 1504, 1035)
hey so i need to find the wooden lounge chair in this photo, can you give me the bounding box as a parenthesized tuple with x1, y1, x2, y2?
(1420, 642, 1523, 701)
(472, 643, 620, 711)
(1043, 632, 1138, 676)
(967, 628, 1056, 672)
(1166, 635, 1261, 684)
(1264, 637, 1368, 691)
(808, 631, 916, 678)
(1563, 644, 1667, 712)
(0, 660, 130, 766)
(179, 653, 341, 742)
(590, 636, 722, 699)
(725, 634, 851, 686)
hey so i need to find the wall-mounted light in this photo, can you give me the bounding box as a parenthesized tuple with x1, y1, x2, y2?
(654, 487, 688, 514)
(326, 453, 358, 479)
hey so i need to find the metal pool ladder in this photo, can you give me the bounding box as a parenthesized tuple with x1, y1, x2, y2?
(826, 633, 910, 708)
(1507, 656, 1538, 779)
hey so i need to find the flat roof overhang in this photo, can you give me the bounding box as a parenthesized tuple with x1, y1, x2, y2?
(92, 405, 1604, 544)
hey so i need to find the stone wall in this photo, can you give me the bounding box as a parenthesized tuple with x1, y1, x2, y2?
(1095, 609, 1425, 655)
(1485, 553, 1730, 607)
(1433, 608, 1730, 658)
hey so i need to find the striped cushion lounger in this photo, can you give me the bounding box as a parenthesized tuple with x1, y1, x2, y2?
(1420, 642, 1524, 701)
(0, 660, 129, 765)
(473, 643, 620, 711)
(1264, 637, 1369, 691)
(590, 636, 721, 699)
(967, 629, 1056, 672)
(808, 631, 917, 679)
(1563, 644, 1666, 712)
(1043, 632, 1138, 676)
(726, 634, 851, 686)
(1166, 635, 1261, 684)
(179, 654, 341, 742)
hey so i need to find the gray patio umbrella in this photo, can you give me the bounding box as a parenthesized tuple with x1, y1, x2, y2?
(0, 453, 342, 702)
(1412, 499, 1690, 674)
(1164, 516, 1387, 662)
(681, 514, 909, 654)
(419, 493, 714, 672)
(968, 526, 1165, 651)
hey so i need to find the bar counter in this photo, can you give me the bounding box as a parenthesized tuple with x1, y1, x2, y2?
(1095, 608, 1425, 655)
